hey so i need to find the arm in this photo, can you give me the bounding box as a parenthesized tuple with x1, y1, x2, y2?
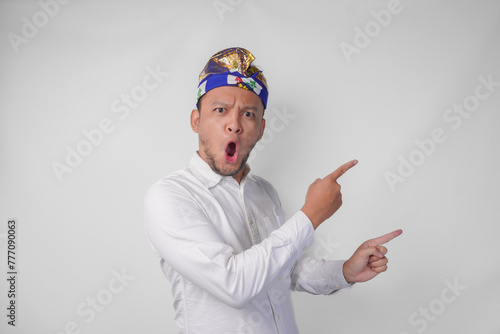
(296, 160, 402, 287)
(144, 181, 314, 309)
(290, 257, 351, 294)
(290, 230, 403, 294)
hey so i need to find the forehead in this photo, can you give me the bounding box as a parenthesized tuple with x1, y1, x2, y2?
(202, 86, 264, 111)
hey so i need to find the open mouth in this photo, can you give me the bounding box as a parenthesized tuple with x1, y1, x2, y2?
(225, 141, 238, 163)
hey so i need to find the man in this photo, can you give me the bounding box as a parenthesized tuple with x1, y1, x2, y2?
(144, 47, 402, 333)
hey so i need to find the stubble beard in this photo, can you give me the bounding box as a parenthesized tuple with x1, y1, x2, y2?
(200, 136, 258, 178)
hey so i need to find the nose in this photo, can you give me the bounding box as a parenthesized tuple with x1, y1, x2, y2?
(226, 113, 242, 134)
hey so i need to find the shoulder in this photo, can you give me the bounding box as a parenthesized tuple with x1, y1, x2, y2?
(144, 168, 198, 203)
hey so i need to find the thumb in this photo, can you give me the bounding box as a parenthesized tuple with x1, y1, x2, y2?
(356, 246, 384, 260)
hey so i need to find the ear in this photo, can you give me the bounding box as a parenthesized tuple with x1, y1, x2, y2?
(257, 117, 266, 141)
(190, 109, 200, 133)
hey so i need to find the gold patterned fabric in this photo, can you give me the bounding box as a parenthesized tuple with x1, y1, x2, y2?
(196, 47, 269, 108)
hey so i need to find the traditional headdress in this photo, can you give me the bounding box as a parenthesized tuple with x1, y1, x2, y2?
(196, 47, 269, 109)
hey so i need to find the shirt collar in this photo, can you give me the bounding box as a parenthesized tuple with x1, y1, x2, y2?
(189, 152, 251, 189)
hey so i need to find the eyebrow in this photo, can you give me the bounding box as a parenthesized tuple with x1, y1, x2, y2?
(211, 101, 260, 112)
(241, 106, 260, 112)
(211, 101, 231, 107)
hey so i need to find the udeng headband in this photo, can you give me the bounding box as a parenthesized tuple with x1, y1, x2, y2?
(196, 69, 268, 109)
(196, 47, 269, 109)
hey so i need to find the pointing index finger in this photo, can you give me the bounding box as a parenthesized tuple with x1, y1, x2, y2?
(368, 229, 403, 247)
(327, 159, 358, 181)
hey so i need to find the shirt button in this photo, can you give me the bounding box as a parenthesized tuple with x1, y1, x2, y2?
(277, 315, 281, 320)
(302, 246, 307, 251)
(279, 276, 283, 280)
(336, 285, 340, 288)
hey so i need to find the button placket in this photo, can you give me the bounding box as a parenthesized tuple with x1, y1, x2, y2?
(238, 182, 261, 245)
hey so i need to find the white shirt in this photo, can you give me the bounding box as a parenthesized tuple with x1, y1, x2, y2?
(144, 153, 351, 334)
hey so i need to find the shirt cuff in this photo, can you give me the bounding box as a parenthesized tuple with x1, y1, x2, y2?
(286, 210, 315, 260)
(326, 260, 354, 292)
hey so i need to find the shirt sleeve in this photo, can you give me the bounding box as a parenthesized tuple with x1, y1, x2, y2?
(144, 180, 314, 309)
(262, 179, 353, 295)
(289, 257, 353, 294)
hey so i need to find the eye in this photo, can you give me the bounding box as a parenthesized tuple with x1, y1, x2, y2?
(214, 107, 225, 113)
(243, 111, 255, 118)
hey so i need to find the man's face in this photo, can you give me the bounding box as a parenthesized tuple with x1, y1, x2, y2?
(191, 86, 266, 182)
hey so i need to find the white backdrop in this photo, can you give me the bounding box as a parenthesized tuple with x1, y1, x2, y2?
(1, 0, 499, 333)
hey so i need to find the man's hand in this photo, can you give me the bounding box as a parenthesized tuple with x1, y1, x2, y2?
(342, 230, 403, 284)
(301, 160, 358, 230)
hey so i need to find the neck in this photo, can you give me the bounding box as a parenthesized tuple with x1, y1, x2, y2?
(232, 164, 250, 184)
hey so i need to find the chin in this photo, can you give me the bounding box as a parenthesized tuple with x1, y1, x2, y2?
(214, 158, 244, 177)
(219, 163, 241, 176)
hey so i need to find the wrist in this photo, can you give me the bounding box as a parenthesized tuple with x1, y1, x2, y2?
(300, 207, 320, 230)
(342, 260, 355, 284)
